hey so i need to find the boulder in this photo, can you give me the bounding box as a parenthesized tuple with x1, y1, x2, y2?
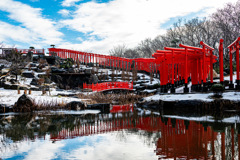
(51, 67, 66, 73)
(44, 77, 51, 84)
(9, 78, 17, 84)
(88, 74, 98, 84)
(0, 104, 12, 113)
(1, 68, 10, 75)
(68, 68, 75, 73)
(30, 63, 37, 67)
(66, 101, 85, 110)
(86, 103, 111, 113)
(13, 94, 35, 112)
(85, 69, 92, 74)
(22, 71, 35, 78)
(30, 78, 38, 86)
(0, 65, 4, 70)
(3, 83, 18, 89)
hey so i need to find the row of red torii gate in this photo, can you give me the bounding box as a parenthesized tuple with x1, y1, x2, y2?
(48, 37, 240, 93)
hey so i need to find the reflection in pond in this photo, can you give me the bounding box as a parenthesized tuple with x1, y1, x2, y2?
(0, 111, 240, 159)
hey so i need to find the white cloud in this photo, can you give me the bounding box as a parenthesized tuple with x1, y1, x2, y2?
(0, 21, 37, 43)
(60, 133, 158, 160)
(61, 0, 82, 7)
(0, 0, 63, 47)
(58, 9, 71, 17)
(59, 0, 238, 54)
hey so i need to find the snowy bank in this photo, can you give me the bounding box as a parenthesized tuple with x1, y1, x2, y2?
(0, 88, 83, 106)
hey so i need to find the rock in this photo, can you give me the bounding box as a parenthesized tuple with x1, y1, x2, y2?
(30, 78, 38, 86)
(36, 68, 43, 73)
(13, 94, 35, 112)
(89, 74, 98, 84)
(0, 65, 4, 70)
(51, 67, 66, 73)
(45, 56, 61, 65)
(0, 104, 12, 113)
(3, 83, 18, 89)
(134, 85, 146, 91)
(86, 103, 111, 113)
(30, 63, 37, 67)
(19, 86, 29, 90)
(22, 71, 35, 78)
(9, 78, 17, 84)
(85, 69, 92, 74)
(33, 55, 40, 62)
(31, 67, 38, 71)
(30, 86, 40, 91)
(68, 68, 75, 73)
(1, 68, 10, 75)
(66, 101, 85, 110)
(44, 77, 51, 84)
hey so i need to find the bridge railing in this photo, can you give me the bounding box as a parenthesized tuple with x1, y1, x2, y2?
(111, 104, 133, 113)
(83, 81, 133, 92)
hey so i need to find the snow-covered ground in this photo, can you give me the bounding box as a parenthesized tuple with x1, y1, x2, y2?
(0, 88, 83, 106)
(145, 91, 240, 102)
(163, 115, 240, 124)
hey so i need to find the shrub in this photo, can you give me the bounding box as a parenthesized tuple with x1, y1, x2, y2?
(210, 83, 224, 98)
(60, 58, 74, 69)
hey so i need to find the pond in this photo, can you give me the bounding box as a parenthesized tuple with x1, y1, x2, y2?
(0, 110, 240, 160)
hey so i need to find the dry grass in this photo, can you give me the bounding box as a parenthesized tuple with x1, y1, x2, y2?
(77, 92, 151, 105)
(13, 99, 67, 112)
(32, 99, 67, 111)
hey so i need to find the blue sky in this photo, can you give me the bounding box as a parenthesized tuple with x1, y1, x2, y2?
(0, 0, 238, 54)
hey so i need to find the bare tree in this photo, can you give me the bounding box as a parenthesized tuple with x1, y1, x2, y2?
(7, 50, 26, 80)
(109, 44, 127, 57)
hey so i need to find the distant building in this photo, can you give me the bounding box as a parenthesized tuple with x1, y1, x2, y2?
(16, 49, 45, 55)
(0, 48, 45, 57)
(0, 48, 16, 57)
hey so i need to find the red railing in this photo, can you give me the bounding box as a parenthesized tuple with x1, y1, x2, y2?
(83, 81, 133, 92)
(110, 104, 133, 113)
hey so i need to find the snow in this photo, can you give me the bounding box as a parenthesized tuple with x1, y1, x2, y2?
(50, 110, 101, 115)
(145, 92, 213, 102)
(144, 91, 240, 102)
(0, 88, 83, 106)
(163, 115, 240, 124)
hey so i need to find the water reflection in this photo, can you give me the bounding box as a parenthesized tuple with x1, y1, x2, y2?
(0, 111, 240, 159)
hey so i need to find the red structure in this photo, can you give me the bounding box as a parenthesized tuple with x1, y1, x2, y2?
(83, 81, 133, 92)
(153, 41, 216, 93)
(227, 37, 240, 90)
(48, 41, 220, 93)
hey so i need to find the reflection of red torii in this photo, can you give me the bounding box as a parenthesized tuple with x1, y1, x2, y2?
(50, 116, 225, 159)
(155, 119, 218, 159)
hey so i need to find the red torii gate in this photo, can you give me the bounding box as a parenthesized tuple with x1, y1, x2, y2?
(152, 41, 216, 93)
(227, 37, 240, 90)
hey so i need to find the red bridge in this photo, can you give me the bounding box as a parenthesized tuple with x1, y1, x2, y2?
(83, 81, 133, 92)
